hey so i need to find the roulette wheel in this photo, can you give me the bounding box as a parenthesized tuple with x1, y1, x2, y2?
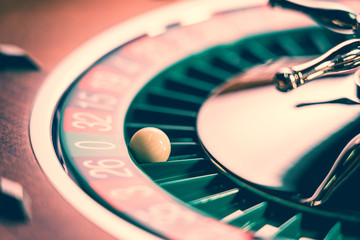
(1, 0, 360, 239)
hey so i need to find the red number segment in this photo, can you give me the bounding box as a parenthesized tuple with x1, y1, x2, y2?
(68, 89, 119, 112)
(78, 65, 132, 95)
(90, 177, 172, 211)
(63, 107, 114, 134)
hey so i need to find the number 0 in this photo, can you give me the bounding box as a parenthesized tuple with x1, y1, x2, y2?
(74, 141, 116, 150)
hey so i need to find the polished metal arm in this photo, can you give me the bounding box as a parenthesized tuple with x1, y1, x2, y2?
(273, 39, 360, 92)
(269, 0, 360, 207)
(269, 0, 359, 37)
(270, 0, 360, 92)
(301, 134, 360, 206)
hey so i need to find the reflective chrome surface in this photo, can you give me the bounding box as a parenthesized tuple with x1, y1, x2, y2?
(270, 0, 360, 92)
(273, 39, 360, 92)
(292, 70, 360, 208)
(198, 68, 360, 193)
(269, 0, 359, 36)
(301, 132, 360, 206)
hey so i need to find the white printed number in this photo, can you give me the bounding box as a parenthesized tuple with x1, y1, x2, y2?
(71, 112, 112, 131)
(83, 159, 133, 179)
